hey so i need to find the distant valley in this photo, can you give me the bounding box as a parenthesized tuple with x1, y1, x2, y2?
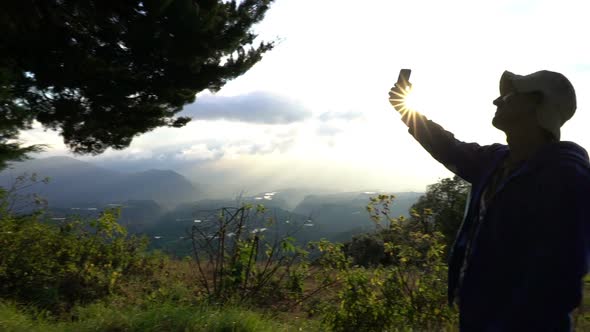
(1, 156, 424, 254)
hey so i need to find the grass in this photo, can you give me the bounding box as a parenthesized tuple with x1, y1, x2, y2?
(3, 256, 590, 331)
(0, 301, 319, 332)
(0, 302, 53, 332)
(571, 275, 590, 330)
(4, 266, 590, 332)
(0, 255, 323, 332)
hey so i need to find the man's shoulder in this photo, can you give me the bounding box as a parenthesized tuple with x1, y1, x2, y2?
(488, 143, 509, 153)
(480, 143, 509, 163)
(528, 141, 589, 174)
(473, 143, 508, 157)
(535, 158, 590, 196)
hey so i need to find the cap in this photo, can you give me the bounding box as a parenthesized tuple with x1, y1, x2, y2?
(500, 70, 576, 140)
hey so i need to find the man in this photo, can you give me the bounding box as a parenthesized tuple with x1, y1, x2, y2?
(389, 70, 590, 331)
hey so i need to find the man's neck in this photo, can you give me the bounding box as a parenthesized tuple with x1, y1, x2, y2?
(506, 130, 554, 164)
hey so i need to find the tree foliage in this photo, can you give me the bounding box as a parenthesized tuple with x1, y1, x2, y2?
(410, 175, 470, 250)
(0, 66, 45, 169)
(345, 194, 438, 267)
(345, 233, 385, 267)
(0, 0, 274, 163)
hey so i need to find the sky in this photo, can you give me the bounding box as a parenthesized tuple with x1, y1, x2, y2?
(19, 0, 590, 197)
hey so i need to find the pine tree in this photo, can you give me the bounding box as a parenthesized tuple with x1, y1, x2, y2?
(0, 0, 274, 166)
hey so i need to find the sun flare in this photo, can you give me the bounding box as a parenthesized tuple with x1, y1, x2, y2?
(402, 88, 420, 111)
(389, 86, 420, 113)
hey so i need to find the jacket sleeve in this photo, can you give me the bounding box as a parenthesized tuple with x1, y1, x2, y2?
(495, 165, 590, 331)
(401, 111, 503, 184)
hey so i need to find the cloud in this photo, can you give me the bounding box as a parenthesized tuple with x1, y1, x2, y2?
(175, 143, 222, 161)
(317, 124, 342, 136)
(75, 124, 301, 173)
(318, 111, 364, 122)
(181, 92, 312, 124)
(120, 148, 154, 160)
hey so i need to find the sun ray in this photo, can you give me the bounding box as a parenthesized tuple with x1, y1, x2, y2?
(389, 84, 417, 113)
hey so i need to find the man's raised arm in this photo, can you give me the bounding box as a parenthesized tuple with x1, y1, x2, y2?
(389, 84, 503, 184)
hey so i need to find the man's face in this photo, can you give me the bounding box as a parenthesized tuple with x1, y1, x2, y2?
(492, 91, 541, 132)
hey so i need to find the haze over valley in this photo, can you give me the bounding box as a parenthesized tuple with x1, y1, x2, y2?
(2, 156, 423, 253)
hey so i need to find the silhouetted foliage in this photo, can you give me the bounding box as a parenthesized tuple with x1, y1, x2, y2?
(410, 176, 470, 250)
(345, 233, 385, 267)
(344, 194, 437, 267)
(0, 66, 45, 169)
(0, 0, 274, 165)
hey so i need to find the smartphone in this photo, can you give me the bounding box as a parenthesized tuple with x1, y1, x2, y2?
(397, 69, 412, 86)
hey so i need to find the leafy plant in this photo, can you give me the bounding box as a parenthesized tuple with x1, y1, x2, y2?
(322, 195, 458, 331)
(190, 205, 310, 305)
(190, 204, 347, 309)
(410, 176, 470, 251)
(0, 186, 152, 312)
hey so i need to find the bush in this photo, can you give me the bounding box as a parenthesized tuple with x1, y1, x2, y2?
(323, 268, 390, 331)
(0, 188, 152, 311)
(190, 204, 339, 308)
(0, 302, 55, 332)
(345, 233, 385, 267)
(321, 195, 458, 331)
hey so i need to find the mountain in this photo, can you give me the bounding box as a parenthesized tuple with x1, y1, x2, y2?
(1, 156, 425, 254)
(96, 169, 198, 206)
(0, 156, 199, 208)
(293, 191, 423, 241)
(142, 191, 423, 256)
(251, 188, 333, 211)
(46, 199, 164, 233)
(143, 198, 316, 256)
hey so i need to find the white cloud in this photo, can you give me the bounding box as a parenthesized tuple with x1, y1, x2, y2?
(317, 124, 342, 137)
(318, 111, 364, 122)
(175, 144, 220, 161)
(124, 148, 154, 160)
(17, 122, 67, 155)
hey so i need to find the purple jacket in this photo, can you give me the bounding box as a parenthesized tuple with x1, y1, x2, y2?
(404, 112, 590, 331)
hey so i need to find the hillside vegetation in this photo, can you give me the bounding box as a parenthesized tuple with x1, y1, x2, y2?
(2, 176, 590, 331)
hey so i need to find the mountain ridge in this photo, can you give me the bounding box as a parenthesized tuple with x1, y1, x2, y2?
(0, 156, 199, 208)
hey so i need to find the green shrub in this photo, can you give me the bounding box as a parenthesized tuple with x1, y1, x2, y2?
(345, 233, 385, 267)
(324, 268, 390, 331)
(321, 195, 458, 331)
(190, 205, 334, 308)
(0, 302, 57, 332)
(0, 189, 151, 311)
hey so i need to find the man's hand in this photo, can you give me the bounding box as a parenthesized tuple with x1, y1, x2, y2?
(388, 83, 412, 113)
